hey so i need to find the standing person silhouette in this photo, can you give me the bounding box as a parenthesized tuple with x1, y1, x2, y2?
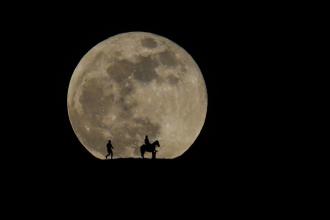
(106, 140, 114, 159)
(144, 135, 150, 145)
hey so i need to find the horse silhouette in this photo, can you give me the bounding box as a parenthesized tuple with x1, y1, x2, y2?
(140, 140, 160, 159)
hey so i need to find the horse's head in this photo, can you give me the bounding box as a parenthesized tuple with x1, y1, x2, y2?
(154, 140, 160, 147)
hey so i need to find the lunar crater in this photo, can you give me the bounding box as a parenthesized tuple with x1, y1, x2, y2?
(158, 50, 178, 67)
(141, 37, 158, 48)
(133, 57, 159, 82)
(167, 74, 180, 85)
(106, 59, 135, 83)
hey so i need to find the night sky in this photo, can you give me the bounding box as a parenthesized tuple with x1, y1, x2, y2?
(0, 3, 300, 212)
(4, 3, 289, 178)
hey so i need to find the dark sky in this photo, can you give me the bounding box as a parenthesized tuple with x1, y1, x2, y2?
(0, 4, 304, 211)
(2, 3, 291, 179)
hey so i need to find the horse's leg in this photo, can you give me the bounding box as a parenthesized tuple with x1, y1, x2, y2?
(140, 148, 144, 159)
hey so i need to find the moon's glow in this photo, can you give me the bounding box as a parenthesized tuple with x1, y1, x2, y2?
(67, 32, 207, 159)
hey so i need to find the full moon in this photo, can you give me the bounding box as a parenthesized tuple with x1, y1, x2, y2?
(67, 32, 207, 159)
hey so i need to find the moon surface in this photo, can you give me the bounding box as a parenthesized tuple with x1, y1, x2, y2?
(67, 32, 207, 159)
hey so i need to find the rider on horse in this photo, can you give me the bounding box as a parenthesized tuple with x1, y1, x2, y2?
(140, 135, 160, 159)
(145, 135, 150, 145)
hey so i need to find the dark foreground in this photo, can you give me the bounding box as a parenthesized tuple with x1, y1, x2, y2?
(105, 158, 175, 161)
